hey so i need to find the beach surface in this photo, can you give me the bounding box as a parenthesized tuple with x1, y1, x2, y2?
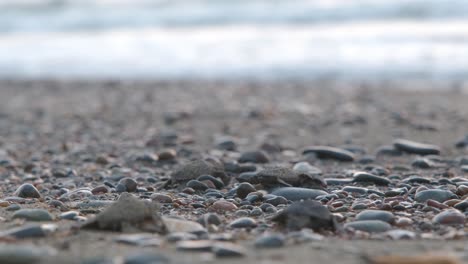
(0, 79, 467, 264)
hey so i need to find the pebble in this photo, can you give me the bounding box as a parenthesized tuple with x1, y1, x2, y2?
(211, 200, 238, 212)
(229, 217, 257, 228)
(14, 183, 41, 199)
(432, 209, 465, 225)
(163, 217, 206, 233)
(0, 224, 57, 239)
(272, 200, 337, 231)
(292, 162, 322, 175)
(6, 204, 21, 211)
(0, 245, 56, 264)
(212, 242, 246, 258)
(302, 146, 355, 161)
(186, 180, 209, 191)
(355, 210, 395, 224)
(343, 186, 368, 195)
(13, 209, 54, 221)
(375, 145, 402, 156)
(271, 187, 328, 201)
(151, 193, 173, 204)
(238, 151, 270, 163)
(91, 185, 109, 195)
(414, 189, 457, 203)
(118, 177, 138, 192)
(353, 172, 391, 186)
(115, 234, 161, 247)
(59, 211, 79, 220)
(412, 158, 435, 169)
(254, 233, 285, 248)
(453, 200, 468, 211)
(385, 229, 416, 240)
(176, 240, 213, 252)
(344, 220, 391, 233)
(123, 253, 169, 264)
(236, 182, 256, 199)
(393, 139, 441, 155)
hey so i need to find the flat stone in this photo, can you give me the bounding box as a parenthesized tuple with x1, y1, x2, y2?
(344, 220, 391, 233)
(271, 187, 328, 201)
(212, 242, 246, 258)
(176, 240, 212, 252)
(238, 151, 270, 163)
(12, 209, 53, 221)
(14, 183, 41, 199)
(229, 217, 257, 229)
(353, 172, 391, 186)
(115, 234, 161, 247)
(0, 245, 56, 264)
(325, 178, 353, 185)
(343, 186, 368, 195)
(292, 162, 322, 175)
(123, 253, 169, 264)
(355, 210, 395, 224)
(302, 146, 355, 162)
(254, 233, 285, 248)
(393, 139, 440, 155)
(0, 224, 57, 239)
(59, 211, 79, 220)
(433, 209, 465, 225)
(414, 189, 457, 203)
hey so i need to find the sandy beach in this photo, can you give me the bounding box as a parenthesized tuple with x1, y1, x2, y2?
(0, 79, 467, 264)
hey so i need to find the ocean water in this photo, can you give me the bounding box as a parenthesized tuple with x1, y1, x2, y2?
(1, 0, 468, 79)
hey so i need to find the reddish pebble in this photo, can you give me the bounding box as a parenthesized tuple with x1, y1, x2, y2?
(395, 217, 413, 227)
(433, 209, 465, 225)
(211, 200, 238, 212)
(456, 185, 468, 196)
(443, 199, 462, 207)
(426, 199, 449, 209)
(91, 185, 109, 195)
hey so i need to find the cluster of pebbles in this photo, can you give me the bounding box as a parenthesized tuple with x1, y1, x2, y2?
(0, 80, 467, 264)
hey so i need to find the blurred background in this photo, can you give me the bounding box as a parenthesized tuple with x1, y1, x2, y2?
(1, 0, 468, 80)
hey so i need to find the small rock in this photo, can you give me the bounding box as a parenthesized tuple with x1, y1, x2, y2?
(353, 172, 391, 186)
(212, 242, 246, 258)
(91, 185, 109, 195)
(14, 183, 41, 199)
(176, 240, 212, 252)
(211, 200, 238, 212)
(0, 224, 57, 239)
(393, 139, 441, 155)
(59, 211, 79, 220)
(355, 210, 395, 224)
(344, 220, 391, 233)
(414, 189, 457, 203)
(254, 233, 285, 248)
(272, 200, 338, 231)
(118, 177, 138, 192)
(368, 254, 461, 264)
(229, 217, 257, 228)
(115, 234, 161, 247)
(302, 146, 355, 161)
(0, 245, 56, 264)
(151, 193, 173, 204)
(236, 183, 256, 199)
(186, 180, 209, 191)
(163, 217, 206, 234)
(123, 253, 169, 264)
(271, 187, 328, 201)
(433, 209, 465, 225)
(13, 209, 53, 221)
(238, 151, 270, 163)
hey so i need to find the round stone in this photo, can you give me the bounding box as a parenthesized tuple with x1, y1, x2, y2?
(355, 210, 395, 224)
(433, 209, 465, 225)
(414, 189, 457, 203)
(236, 183, 256, 199)
(118, 177, 138, 192)
(238, 151, 270, 163)
(211, 200, 238, 212)
(254, 233, 285, 248)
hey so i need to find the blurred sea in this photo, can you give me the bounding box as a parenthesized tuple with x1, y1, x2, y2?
(1, 0, 468, 79)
